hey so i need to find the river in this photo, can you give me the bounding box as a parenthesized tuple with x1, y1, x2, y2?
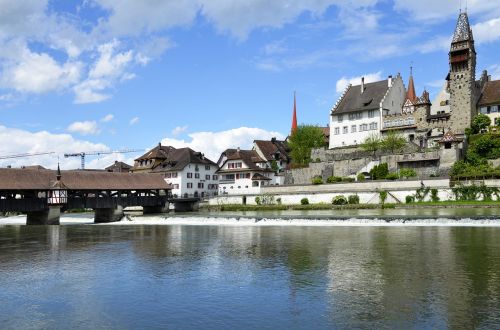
(1, 212, 500, 328)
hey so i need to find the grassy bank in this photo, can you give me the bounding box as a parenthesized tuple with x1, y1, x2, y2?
(202, 201, 500, 212)
(203, 203, 396, 212)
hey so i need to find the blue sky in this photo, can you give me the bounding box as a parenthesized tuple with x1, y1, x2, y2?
(0, 0, 499, 169)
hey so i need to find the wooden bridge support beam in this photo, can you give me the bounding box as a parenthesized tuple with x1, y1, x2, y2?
(26, 206, 61, 225)
(94, 205, 124, 223)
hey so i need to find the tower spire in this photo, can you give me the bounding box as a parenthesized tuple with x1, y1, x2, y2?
(291, 91, 298, 134)
(406, 65, 417, 103)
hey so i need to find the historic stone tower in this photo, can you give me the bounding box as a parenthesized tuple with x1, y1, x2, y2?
(448, 12, 477, 134)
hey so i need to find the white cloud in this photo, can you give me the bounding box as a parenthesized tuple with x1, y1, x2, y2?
(171, 125, 188, 137)
(1, 43, 82, 94)
(335, 71, 383, 93)
(473, 18, 500, 44)
(67, 121, 100, 135)
(129, 117, 139, 125)
(101, 114, 114, 122)
(0, 124, 109, 169)
(393, 0, 500, 21)
(160, 126, 285, 162)
(73, 40, 137, 104)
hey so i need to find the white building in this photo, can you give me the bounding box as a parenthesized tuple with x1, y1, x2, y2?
(329, 74, 405, 148)
(216, 148, 281, 195)
(131, 144, 219, 198)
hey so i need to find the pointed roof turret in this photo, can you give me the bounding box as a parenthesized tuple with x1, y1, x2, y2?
(291, 92, 298, 134)
(452, 12, 473, 43)
(406, 66, 417, 103)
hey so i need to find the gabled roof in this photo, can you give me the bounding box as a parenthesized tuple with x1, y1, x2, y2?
(439, 130, 462, 143)
(332, 80, 389, 114)
(452, 12, 473, 43)
(478, 80, 500, 106)
(135, 144, 175, 161)
(254, 139, 290, 162)
(0, 168, 170, 191)
(252, 173, 271, 181)
(105, 161, 132, 172)
(133, 145, 216, 172)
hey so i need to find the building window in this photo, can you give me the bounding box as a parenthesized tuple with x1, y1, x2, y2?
(187, 172, 193, 178)
(173, 184, 179, 189)
(351, 125, 357, 133)
(343, 126, 348, 134)
(205, 174, 211, 180)
(338, 115, 343, 123)
(334, 127, 340, 135)
(228, 162, 242, 169)
(205, 165, 211, 170)
(369, 122, 378, 130)
(368, 110, 375, 118)
(165, 173, 171, 178)
(360, 124, 368, 131)
(187, 183, 193, 188)
(172, 172, 177, 178)
(195, 173, 200, 179)
(213, 175, 218, 180)
(198, 182, 204, 188)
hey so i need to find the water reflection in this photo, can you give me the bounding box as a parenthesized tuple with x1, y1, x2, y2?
(0, 225, 499, 328)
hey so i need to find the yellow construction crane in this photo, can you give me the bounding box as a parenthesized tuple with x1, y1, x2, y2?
(64, 149, 143, 170)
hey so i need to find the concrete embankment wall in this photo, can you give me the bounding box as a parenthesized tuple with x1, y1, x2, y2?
(209, 179, 456, 205)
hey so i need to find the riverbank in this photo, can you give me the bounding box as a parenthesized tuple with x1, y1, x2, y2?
(202, 201, 500, 212)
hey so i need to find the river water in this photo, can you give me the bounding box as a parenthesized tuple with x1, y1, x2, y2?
(1, 213, 500, 328)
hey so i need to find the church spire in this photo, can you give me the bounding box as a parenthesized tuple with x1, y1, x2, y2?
(291, 92, 298, 134)
(406, 66, 417, 103)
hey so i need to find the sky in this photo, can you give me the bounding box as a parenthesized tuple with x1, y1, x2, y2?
(0, 0, 499, 169)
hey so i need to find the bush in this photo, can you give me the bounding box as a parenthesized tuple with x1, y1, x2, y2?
(385, 173, 399, 180)
(370, 163, 389, 180)
(342, 177, 355, 183)
(348, 194, 360, 204)
(255, 196, 261, 205)
(357, 173, 366, 182)
(379, 190, 388, 204)
(405, 195, 415, 204)
(430, 188, 440, 202)
(312, 176, 323, 185)
(327, 176, 342, 183)
(399, 168, 417, 179)
(332, 195, 348, 205)
(300, 198, 309, 205)
(415, 187, 430, 202)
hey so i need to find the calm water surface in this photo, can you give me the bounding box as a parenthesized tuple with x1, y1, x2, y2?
(1, 224, 500, 329)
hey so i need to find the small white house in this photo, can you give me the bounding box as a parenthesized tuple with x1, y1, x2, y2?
(329, 74, 405, 148)
(217, 148, 281, 195)
(131, 144, 219, 198)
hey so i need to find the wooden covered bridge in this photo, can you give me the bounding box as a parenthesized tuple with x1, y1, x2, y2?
(0, 168, 196, 225)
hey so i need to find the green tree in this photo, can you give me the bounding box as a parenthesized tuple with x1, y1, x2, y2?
(360, 133, 382, 158)
(381, 131, 406, 154)
(288, 125, 326, 166)
(471, 114, 491, 133)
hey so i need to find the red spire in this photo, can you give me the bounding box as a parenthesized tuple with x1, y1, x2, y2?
(291, 92, 298, 134)
(406, 66, 417, 103)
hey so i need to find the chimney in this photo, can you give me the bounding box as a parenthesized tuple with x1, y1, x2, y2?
(388, 75, 393, 87)
(271, 137, 276, 144)
(361, 77, 365, 93)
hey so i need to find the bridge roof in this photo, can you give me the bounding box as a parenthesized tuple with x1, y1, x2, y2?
(0, 168, 170, 191)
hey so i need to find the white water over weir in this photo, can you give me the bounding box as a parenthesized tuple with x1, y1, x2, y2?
(2, 214, 500, 227)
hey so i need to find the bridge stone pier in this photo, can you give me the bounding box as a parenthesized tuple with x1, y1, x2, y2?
(171, 198, 200, 212)
(0, 168, 171, 225)
(26, 206, 62, 225)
